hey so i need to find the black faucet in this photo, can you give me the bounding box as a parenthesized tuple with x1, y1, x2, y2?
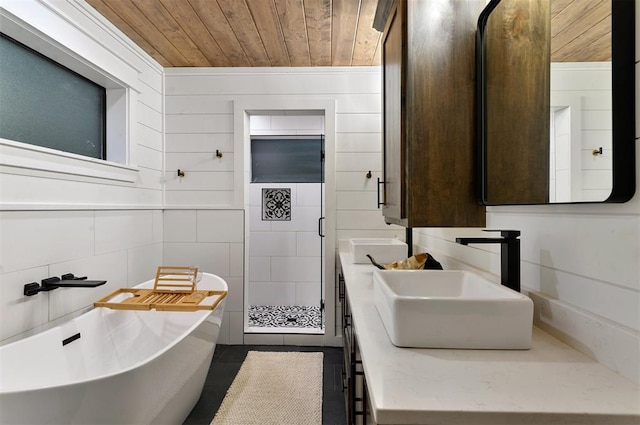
(24, 273, 106, 296)
(455, 230, 521, 292)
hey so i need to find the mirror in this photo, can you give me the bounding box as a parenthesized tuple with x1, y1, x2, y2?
(477, 0, 635, 205)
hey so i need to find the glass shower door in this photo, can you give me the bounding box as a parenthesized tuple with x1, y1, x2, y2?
(248, 134, 325, 333)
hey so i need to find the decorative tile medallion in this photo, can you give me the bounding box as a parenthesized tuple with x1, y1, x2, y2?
(262, 188, 291, 221)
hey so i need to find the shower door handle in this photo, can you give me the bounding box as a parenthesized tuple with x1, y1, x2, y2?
(318, 217, 325, 238)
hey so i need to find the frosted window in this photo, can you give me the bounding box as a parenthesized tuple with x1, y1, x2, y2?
(251, 137, 324, 183)
(0, 34, 106, 159)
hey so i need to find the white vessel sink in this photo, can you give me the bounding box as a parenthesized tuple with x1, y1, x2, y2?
(349, 238, 408, 264)
(373, 270, 533, 349)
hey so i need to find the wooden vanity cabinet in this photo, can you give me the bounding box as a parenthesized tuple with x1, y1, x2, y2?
(378, 0, 486, 227)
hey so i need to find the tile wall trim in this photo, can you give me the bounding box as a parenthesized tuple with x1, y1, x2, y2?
(0, 205, 164, 211)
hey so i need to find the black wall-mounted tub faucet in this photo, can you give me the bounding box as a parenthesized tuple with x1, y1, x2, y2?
(455, 230, 521, 292)
(24, 274, 107, 296)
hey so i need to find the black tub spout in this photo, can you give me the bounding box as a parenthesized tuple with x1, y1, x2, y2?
(456, 230, 521, 292)
(24, 274, 107, 296)
(42, 276, 107, 288)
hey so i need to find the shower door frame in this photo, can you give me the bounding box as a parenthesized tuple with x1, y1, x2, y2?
(235, 99, 338, 346)
(247, 134, 325, 332)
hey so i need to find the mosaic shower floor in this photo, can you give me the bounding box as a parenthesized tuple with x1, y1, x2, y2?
(248, 305, 323, 329)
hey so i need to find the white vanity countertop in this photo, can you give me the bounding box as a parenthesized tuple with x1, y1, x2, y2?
(339, 252, 640, 425)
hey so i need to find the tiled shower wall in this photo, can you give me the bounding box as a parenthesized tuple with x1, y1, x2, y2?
(249, 183, 323, 308)
(248, 115, 324, 309)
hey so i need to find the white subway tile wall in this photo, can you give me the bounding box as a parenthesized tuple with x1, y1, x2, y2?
(162, 209, 245, 344)
(48, 250, 129, 321)
(249, 180, 322, 307)
(250, 232, 298, 257)
(95, 210, 156, 254)
(0, 210, 163, 342)
(0, 266, 50, 341)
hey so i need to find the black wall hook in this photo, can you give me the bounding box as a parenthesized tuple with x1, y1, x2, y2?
(592, 147, 603, 156)
(177, 169, 185, 177)
(366, 170, 372, 178)
(216, 150, 223, 158)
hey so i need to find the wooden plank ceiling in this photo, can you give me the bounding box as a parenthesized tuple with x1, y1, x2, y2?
(551, 0, 611, 62)
(85, 0, 610, 68)
(85, 0, 382, 67)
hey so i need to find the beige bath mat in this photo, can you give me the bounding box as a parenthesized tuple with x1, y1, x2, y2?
(211, 351, 323, 425)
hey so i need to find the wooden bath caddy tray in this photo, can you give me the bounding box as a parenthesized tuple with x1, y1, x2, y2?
(94, 266, 227, 312)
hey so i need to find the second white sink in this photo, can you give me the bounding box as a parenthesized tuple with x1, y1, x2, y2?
(349, 238, 408, 264)
(373, 270, 533, 349)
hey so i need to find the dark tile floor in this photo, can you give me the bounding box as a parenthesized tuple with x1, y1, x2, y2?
(183, 344, 347, 425)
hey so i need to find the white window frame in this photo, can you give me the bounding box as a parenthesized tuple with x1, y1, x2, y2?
(0, 7, 138, 183)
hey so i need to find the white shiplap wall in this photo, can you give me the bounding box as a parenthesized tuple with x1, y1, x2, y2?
(164, 67, 402, 345)
(551, 62, 613, 201)
(0, 0, 164, 343)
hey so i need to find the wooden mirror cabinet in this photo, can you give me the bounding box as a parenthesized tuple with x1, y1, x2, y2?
(375, 0, 486, 228)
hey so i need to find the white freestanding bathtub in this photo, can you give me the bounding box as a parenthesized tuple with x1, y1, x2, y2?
(0, 272, 227, 425)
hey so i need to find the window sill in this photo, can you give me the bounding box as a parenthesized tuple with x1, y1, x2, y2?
(0, 138, 138, 183)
